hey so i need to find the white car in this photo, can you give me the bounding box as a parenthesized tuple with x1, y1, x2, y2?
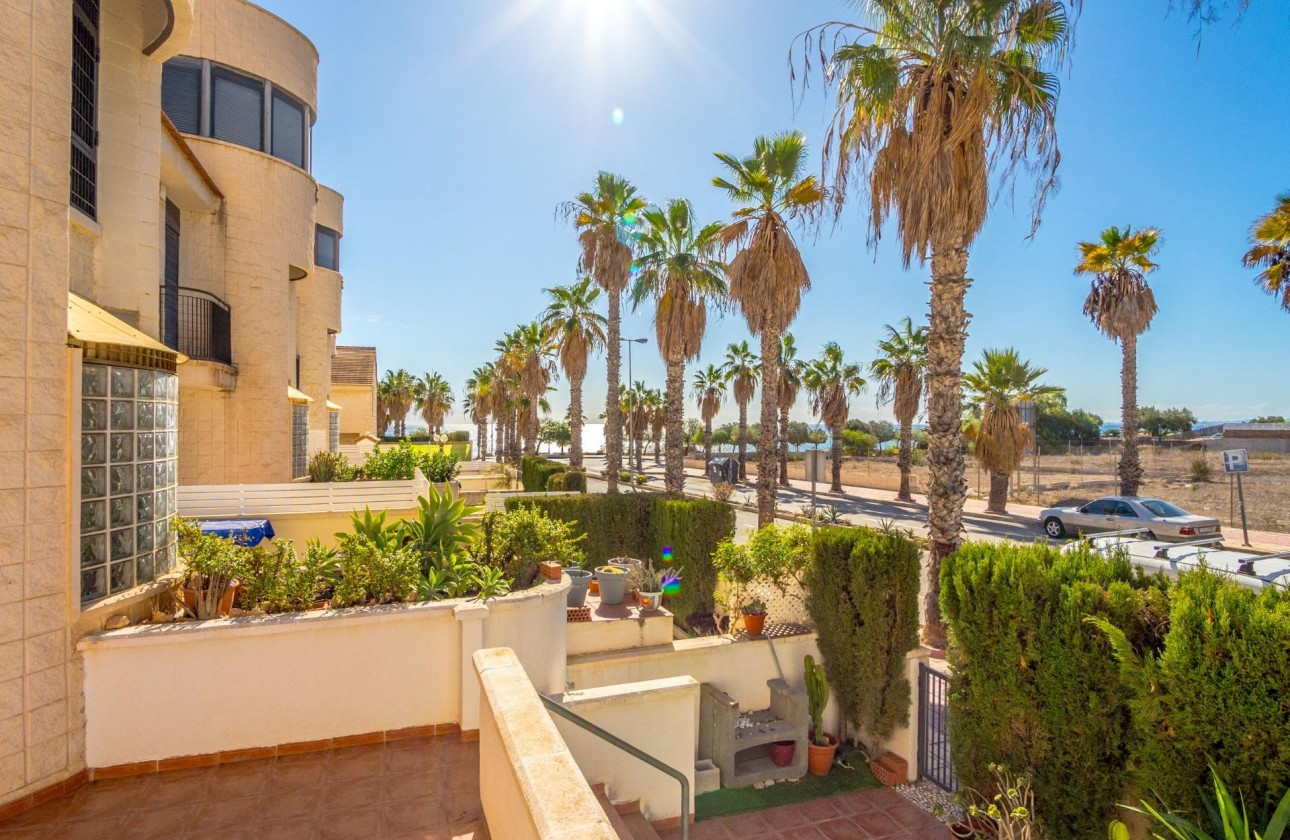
(1039, 496, 1221, 542)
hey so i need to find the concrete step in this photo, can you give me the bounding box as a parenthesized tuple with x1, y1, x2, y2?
(592, 783, 655, 840)
(622, 811, 662, 840)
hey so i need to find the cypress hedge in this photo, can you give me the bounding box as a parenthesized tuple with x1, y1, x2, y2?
(941, 541, 1171, 839)
(804, 526, 920, 744)
(503, 494, 734, 624)
(520, 455, 565, 492)
(1101, 571, 1290, 819)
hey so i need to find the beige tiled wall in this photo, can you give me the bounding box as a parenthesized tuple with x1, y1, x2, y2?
(0, 0, 76, 806)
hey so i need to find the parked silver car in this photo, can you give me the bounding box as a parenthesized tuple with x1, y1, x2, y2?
(1039, 496, 1222, 541)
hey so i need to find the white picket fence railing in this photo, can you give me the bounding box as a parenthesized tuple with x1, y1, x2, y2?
(177, 469, 430, 518)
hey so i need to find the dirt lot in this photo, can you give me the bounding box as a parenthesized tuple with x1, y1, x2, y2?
(688, 445, 1290, 534)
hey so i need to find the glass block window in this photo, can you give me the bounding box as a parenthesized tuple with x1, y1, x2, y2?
(292, 404, 309, 479)
(328, 411, 340, 453)
(80, 364, 179, 608)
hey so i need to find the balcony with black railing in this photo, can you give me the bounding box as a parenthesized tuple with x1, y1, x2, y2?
(161, 286, 232, 365)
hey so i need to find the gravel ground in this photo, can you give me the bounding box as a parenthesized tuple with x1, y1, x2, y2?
(895, 779, 964, 823)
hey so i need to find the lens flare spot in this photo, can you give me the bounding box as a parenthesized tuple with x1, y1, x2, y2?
(611, 107, 624, 126)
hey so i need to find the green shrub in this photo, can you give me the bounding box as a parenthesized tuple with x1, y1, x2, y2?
(399, 486, 482, 574)
(308, 450, 354, 482)
(713, 524, 811, 616)
(474, 506, 585, 589)
(446, 430, 471, 442)
(546, 471, 566, 491)
(804, 526, 920, 744)
(1187, 456, 1213, 482)
(521, 455, 566, 492)
(420, 450, 461, 482)
(236, 539, 328, 613)
(941, 541, 1169, 840)
(329, 534, 421, 607)
(505, 494, 734, 624)
(1096, 572, 1290, 821)
(562, 471, 587, 492)
(362, 440, 460, 482)
(174, 518, 244, 619)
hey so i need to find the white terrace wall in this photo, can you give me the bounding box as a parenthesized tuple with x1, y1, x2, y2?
(78, 580, 568, 769)
(552, 677, 698, 824)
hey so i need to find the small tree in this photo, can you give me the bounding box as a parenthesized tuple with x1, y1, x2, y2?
(804, 525, 920, 745)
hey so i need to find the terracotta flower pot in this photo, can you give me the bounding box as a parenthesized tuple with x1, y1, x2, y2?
(807, 733, 837, 776)
(770, 740, 796, 767)
(742, 612, 766, 636)
(180, 580, 240, 617)
(589, 579, 600, 596)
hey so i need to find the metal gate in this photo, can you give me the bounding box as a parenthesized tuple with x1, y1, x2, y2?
(917, 662, 958, 792)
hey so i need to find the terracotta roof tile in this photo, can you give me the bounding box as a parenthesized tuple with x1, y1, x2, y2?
(332, 346, 377, 386)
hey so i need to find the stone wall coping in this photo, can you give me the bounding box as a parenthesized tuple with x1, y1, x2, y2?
(568, 629, 822, 669)
(555, 676, 698, 711)
(78, 577, 568, 651)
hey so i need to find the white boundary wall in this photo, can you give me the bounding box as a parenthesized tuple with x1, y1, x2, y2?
(79, 579, 568, 768)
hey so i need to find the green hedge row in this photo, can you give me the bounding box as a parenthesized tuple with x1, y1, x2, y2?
(943, 542, 1290, 837)
(520, 455, 567, 492)
(804, 526, 921, 743)
(504, 494, 735, 624)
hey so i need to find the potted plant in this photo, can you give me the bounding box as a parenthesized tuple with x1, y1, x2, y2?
(770, 740, 796, 767)
(175, 520, 244, 620)
(742, 597, 767, 635)
(595, 565, 630, 605)
(804, 654, 837, 776)
(636, 560, 675, 612)
(565, 559, 593, 607)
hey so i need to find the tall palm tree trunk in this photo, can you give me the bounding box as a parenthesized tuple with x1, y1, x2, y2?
(494, 421, 503, 463)
(508, 413, 521, 466)
(737, 402, 749, 483)
(664, 360, 686, 493)
(756, 329, 781, 525)
(829, 423, 844, 493)
(605, 291, 623, 492)
(896, 421, 914, 501)
(704, 421, 713, 465)
(923, 243, 972, 648)
(1118, 334, 1143, 496)
(570, 374, 585, 471)
(779, 404, 791, 485)
(477, 421, 487, 461)
(987, 470, 1009, 513)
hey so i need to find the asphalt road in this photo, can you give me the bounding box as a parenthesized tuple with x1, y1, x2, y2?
(576, 455, 1042, 546)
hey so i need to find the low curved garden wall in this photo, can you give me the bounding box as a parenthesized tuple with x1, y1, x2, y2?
(78, 578, 568, 770)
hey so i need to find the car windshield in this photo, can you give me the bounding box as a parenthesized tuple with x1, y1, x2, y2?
(1140, 499, 1189, 518)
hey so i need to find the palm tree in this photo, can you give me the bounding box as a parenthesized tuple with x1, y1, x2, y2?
(777, 334, 804, 483)
(805, 0, 1071, 642)
(631, 198, 727, 493)
(508, 322, 557, 458)
(1241, 192, 1290, 312)
(1074, 225, 1162, 496)
(714, 131, 824, 525)
(413, 372, 454, 436)
(871, 318, 928, 501)
(803, 342, 866, 494)
(646, 388, 667, 463)
(463, 365, 494, 461)
(693, 364, 726, 466)
(560, 173, 647, 493)
(721, 341, 760, 483)
(379, 369, 415, 438)
(542, 277, 607, 472)
(963, 348, 1062, 513)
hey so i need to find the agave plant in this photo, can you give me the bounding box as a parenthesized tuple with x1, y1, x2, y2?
(1111, 766, 1290, 840)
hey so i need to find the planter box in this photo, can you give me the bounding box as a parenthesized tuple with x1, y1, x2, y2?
(869, 751, 908, 787)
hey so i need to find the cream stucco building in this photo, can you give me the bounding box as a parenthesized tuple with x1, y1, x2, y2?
(0, 0, 350, 812)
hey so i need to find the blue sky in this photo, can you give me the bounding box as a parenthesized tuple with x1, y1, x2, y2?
(260, 0, 1289, 426)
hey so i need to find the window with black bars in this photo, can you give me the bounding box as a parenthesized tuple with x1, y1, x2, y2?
(70, 0, 99, 217)
(291, 404, 309, 479)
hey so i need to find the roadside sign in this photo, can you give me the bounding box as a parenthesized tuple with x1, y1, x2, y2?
(1222, 449, 1249, 474)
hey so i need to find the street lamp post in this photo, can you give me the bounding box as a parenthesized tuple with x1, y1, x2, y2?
(621, 337, 647, 489)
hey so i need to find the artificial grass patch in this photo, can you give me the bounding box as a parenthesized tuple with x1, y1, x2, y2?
(695, 763, 880, 821)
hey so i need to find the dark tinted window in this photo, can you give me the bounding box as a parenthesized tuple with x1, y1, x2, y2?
(1111, 502, 1138, 517)
(211, 67, 263, 150)
(315, 226, 340, 271)
(271, 89, 305, 168)
(1140, 499, 1188, 518)
(161, 59, 201, 134)
(1082, 499, 1116, 515)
